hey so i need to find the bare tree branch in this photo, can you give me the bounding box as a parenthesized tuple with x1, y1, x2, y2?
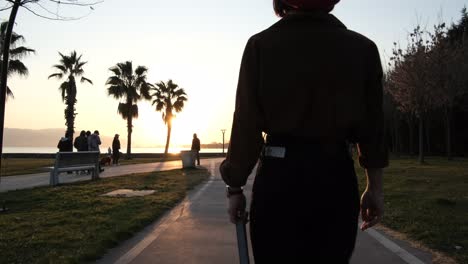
(35, 1, 68, 19)
(47, 0, 103, 7)
(21, 0, 40, 4)
(0, 6, 13, 11)
(2, 0, 103, 20)
(22, 5, 84, 20)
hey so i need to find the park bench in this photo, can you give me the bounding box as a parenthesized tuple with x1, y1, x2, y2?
(49, 151, 100, 186)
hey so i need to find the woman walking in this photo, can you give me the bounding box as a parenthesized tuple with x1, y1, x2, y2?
(220, 0, 388, 263)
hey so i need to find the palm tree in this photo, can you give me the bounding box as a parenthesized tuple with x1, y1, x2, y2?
(0, 21, 35, 99)
(151, 80, 187, 156)
(106, 61, 152, 159)
(48, 51, 93, 141)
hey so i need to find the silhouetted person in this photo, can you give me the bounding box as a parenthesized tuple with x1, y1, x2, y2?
(89, 130, 104, 172)
(191, 133, 201, 166)
(112, 134, 121, 165)
(220, 1, 388, 263)
(57, 132, 73, 152)
(89, 130, 101, 152)
(80, 130, 92, 174)
(86, 130, 92, 151)
(74, 130, 88, 152)
(57, 131, 73, 174)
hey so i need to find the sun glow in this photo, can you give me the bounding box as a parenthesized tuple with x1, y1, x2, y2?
(133, 87, 233, 151)
(135, 103, 195, 149)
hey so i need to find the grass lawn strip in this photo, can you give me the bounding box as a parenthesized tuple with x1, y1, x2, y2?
(355, 157, 468, 264)
(0, 158, 54, 176)
(0, 168, 209, 263)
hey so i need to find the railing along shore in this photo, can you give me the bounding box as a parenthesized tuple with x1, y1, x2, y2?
(2, 152, 227, 159)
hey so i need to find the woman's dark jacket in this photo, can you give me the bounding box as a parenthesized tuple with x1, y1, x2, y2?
(221, 12, 389, 188)
(74, 135, 88, 151)
(58, 137, 73, 152)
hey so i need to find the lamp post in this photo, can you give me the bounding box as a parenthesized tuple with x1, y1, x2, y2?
(221, 129, 226, 154)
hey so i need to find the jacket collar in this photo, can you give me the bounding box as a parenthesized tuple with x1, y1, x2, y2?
(273, 11, 347, 29)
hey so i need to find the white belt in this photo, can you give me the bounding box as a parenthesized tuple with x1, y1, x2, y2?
(264, 146, 286, 158)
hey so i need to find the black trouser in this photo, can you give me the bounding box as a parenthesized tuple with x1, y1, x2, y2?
(113, 151, 120, 165)
(249, 137, 360, 263)
(193, 150, 200, 165)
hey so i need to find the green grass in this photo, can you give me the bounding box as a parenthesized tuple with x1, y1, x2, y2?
(0, 158, 54, 176)
(0, 168, 209, 264)
(355, 157, 468, 263)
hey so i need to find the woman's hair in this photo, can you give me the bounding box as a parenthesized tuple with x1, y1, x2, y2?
(273, 0, 337, 17)
(273, 0, 292, 17)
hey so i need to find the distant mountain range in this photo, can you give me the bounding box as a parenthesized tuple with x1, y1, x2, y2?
(3, 128, 113, 147)
(3, 128, 228, 149)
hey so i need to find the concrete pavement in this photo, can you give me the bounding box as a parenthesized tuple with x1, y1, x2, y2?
(0, 159, 193, 192)
(96, 159, 432, 264)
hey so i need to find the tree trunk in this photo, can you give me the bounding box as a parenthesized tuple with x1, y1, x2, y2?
(418, 116, 424, 164)
(66, 78, 77, 142)
(408, 117, 414, 155)
(445, 108, 452, 160)
(64, 103, 74, 139)
(0, 0, 21, 170)
(65, 98, 75, 142)
(425, 116, 431, 155)
(127, 114, 132, 159)
(394, 117, 400, 156)
(389, 119, 396, 154)
(164, 121, 172, 157)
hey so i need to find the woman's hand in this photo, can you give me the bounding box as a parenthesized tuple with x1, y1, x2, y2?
(228, 193, 247, 224)
(360, 188, 384, 231)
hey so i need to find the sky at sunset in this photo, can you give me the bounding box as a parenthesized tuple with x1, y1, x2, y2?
(1, 0, 466, 150)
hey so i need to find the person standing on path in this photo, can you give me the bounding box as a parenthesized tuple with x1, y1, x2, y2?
(112, 134, 121, 166)
(89, 130, 104, 172)
(191, 133, 201, 166)
(86, 130, 92, 151)
(220, 0, 388, 263)
(57, 132, 73, 152)
(57, 132, 73, 174)
(89, 130, 102, 152)
(74, 130, 88, 152)
(74, 130, 90, 175)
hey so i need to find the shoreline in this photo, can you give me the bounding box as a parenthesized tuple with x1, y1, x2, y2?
(1, 152, 227, 159)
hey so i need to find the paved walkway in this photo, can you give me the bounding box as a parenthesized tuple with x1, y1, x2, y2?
(1, 158, 433, 263)
(97, 159, 432, 264)
(0, 160, 186, 192)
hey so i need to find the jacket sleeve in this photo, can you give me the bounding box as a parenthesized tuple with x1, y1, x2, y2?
(220, 37, 264, 188)
(357, 43, 389, 169)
